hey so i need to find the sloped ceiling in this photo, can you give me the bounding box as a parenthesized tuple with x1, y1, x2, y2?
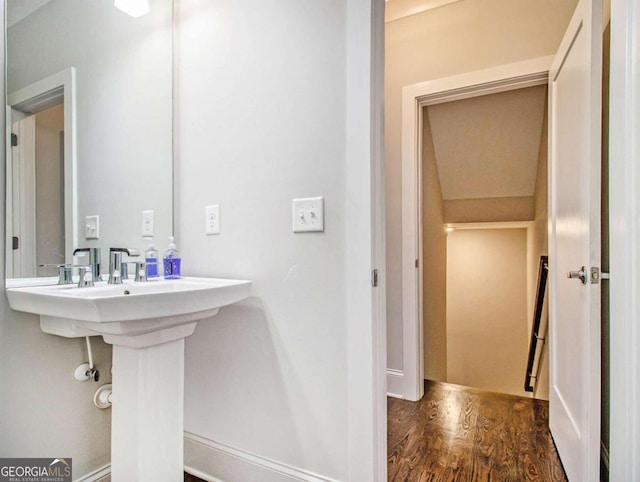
(7, 0, 53, 28)
(385, 0, 462, 23)
(427, 85, 547, 200)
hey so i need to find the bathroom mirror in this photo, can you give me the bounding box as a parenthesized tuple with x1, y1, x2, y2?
(5, 0, 173, 282)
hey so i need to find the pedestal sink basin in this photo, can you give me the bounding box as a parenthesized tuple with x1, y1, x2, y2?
(6, 277, 251, 347)
(6, 276, 251, 482)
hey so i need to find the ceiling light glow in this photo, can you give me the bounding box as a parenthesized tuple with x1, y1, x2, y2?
(114, 0, 150, 18)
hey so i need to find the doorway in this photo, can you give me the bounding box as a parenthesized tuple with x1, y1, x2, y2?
(388, 58, 552, 401)
(419, 81, 549, 399)
(9, 103, 65, 278)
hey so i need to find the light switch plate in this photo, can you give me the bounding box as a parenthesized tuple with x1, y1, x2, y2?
(85, 215, 99, 239)
(142, 210, 154, 237)
(292, 197, 324, 233)
(205, 205, 220, 235)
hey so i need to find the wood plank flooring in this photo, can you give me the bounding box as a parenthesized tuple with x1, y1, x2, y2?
(388, 380, 567, 481)
(185, 379, 565, 481)
(184, 473, 205, 482)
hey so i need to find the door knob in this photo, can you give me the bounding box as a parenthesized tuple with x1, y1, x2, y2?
(567, 266, 587, 284)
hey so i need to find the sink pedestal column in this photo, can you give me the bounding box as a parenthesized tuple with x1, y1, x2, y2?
(110, 336, 189, 481)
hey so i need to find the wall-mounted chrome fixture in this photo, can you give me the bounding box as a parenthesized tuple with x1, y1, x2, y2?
(73, 337, 100, 382)
(114, 0, 150, 18)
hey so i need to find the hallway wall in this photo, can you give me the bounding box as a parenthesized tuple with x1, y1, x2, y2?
(532, 102, 550, 401)
(177, 1, 377, 480)
(446, 228, 529, 396)
(385, 0, 579, 372)
(422, 111, 447, 381)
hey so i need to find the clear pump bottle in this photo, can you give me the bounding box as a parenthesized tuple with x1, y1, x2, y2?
(163, 236, 181, 279)
(145, 242, 159, 279)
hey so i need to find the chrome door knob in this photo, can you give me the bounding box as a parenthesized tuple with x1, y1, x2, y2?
(567, 266, 587, 284)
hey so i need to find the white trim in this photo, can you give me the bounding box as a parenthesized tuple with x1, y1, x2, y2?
(370, 0, 388, 479)
(399, 57, 552, 402)
(7, 67, 77, 270)
(609, 0, 640, 479)
(386, 368, 405, 398)
(184, 432, 341, 482)
(73, 464, 111, 482)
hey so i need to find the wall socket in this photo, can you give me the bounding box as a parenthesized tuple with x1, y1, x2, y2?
(142, 210, 154, 237)
(205, 205, 220, 235)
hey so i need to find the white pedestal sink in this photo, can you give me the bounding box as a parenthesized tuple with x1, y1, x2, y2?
(6, 277, 251, 481)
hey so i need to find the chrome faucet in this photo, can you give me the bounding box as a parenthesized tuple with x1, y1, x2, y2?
(108, 248, 140, 284)
(73, 247, 101, 281)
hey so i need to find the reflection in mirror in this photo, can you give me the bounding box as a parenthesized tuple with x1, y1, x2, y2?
(6, 0, 173, 283)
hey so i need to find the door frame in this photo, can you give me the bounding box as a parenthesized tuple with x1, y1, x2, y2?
(395, 56, 552, 401)
(608, 0, 640, 478)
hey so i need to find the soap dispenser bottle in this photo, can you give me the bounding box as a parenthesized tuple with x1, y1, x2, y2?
(145, 241, 159, 279)
(163, 236, 181, 279)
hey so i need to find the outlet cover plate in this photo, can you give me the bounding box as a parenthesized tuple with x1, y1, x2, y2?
(142, 210, 154, 237)
(205, 205, 220, 235)
(292, 197, 324, 233)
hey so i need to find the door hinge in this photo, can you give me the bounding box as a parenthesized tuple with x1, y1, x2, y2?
(11, 133, 18, 147)
(12, 236, 19, 250)
(371, 269, 378, 287)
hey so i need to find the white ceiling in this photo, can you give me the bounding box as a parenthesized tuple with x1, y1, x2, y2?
(7, 0, 53, 28)
(427, 85, 547, 200)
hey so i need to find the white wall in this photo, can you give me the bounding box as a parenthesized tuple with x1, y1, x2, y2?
(385, 0, 578, 371)
(446, 228, 529, 397)
(7, 0, 173, 265)
(1, 1, 380, 480)
(532, 103, 550, 400)
(422, 112, 447, 381)
(0, 5, 115, 479)
(178, 1, 378, 480)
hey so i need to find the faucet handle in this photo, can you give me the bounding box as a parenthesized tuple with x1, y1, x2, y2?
(39, 264, 74, 285)
(134, 261, 147, 282)
(77, 265, 95, 288)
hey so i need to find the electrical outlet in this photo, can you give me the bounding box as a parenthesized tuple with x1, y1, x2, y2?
(142, 210, 154, 237)
(292, 197, 324, 233)
(205, 205, 220, 235)
(85, 215, 99, 239)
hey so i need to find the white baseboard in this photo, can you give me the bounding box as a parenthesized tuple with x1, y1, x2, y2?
(386, 369, 405, 398)
(73, 464, 111, 482)
(184, 432, 341, 482)
(72, 434, 340, 482)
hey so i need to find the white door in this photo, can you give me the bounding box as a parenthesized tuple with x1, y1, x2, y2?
(548, 0, 602, 480)
(10, 111, 37, 278)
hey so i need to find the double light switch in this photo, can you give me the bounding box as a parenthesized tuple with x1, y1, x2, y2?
(292, 197, 324, 233)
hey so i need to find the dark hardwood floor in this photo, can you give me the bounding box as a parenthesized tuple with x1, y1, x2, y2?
(184, 473, 206, 482)
(388, 380, 567, 481)
(185, 380, 565, 481)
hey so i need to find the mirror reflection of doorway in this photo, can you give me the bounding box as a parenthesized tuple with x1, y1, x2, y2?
(9, 102, 65, 278)
(6, 67, 76, 281)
